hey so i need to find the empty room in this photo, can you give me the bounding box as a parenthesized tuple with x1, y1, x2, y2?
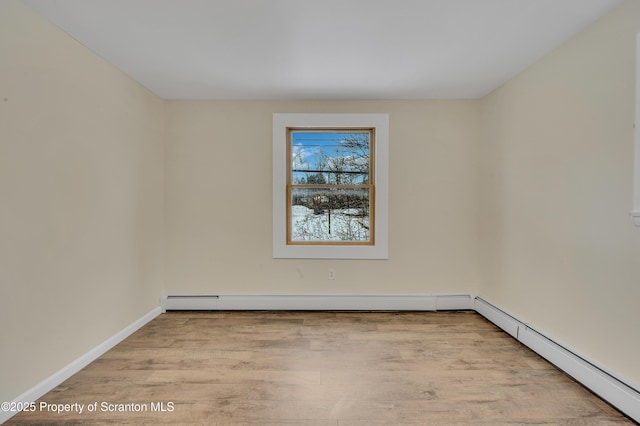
(1, 0, 639, 424)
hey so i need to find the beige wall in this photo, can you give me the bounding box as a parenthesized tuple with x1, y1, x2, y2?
(479, 0, 640, 388)
(165, 100, 480, 296)
(0, 0, 165, 401)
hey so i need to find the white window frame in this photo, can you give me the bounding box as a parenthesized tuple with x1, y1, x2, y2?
(273, 113, 389, 258)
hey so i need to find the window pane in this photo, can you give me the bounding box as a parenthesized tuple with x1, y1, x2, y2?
(291, 131, 370, 184)
(290, 187, 371, 242)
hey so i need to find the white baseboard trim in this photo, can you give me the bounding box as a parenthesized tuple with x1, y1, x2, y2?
(473, 297, 640, 423)
(160, 294, 474, 312)
(1, 306, 161, 425)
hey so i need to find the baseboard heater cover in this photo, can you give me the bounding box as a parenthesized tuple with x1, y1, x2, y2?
(161, 295, 220, 311)
(473, 296, 640, 423)
(160, 294, 474, 312)
(473, 296, 522, 339)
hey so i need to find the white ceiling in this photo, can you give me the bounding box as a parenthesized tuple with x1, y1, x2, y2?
(21, 0, 623, 100)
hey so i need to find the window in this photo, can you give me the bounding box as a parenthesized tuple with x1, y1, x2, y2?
(288, 128, 374, 244)
(273, 114, 388, 259)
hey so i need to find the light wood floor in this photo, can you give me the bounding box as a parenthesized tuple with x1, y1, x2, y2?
(6, 311, 634, 425)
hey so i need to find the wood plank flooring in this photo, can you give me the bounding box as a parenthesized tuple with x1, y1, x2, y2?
(6, 311, 634, 425)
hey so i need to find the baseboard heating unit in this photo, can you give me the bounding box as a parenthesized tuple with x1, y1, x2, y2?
(160, 294, 474, 312)
(473, 297, 640, 423)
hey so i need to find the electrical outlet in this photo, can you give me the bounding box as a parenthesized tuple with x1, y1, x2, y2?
(328, 268, 336, 280)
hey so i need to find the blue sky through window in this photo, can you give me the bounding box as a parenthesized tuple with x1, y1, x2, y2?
(290, 130, 370, 185)
(291, 132, 347, 170)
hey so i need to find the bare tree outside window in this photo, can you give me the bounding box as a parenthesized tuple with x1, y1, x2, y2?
(287, 129, 374, 245)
